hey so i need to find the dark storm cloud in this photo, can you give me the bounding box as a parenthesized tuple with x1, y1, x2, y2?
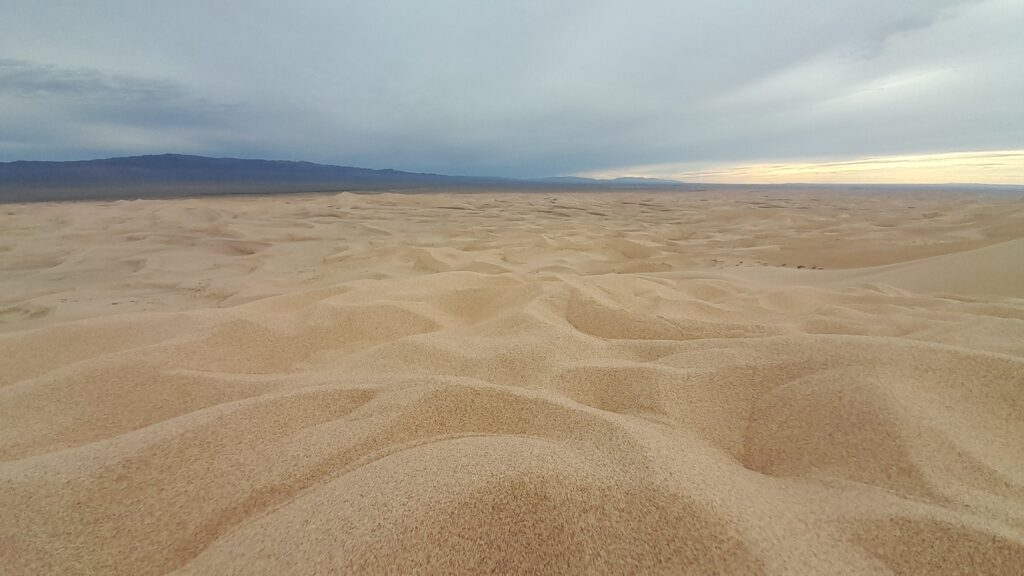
(0, 59, 185, 100)
(0, 59, 241, 158)
(1, 0, 1021, 179)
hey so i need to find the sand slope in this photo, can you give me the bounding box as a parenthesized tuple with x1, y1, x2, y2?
(726, 238, 1024, 298)
(2, 190, 1023, 574)
(840, 238, 1024, 297)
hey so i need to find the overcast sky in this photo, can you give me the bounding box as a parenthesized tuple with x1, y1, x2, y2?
(2, 0, 1022, 182)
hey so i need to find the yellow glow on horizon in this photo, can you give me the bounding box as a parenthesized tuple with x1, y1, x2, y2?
(583, 150, 1024, 185)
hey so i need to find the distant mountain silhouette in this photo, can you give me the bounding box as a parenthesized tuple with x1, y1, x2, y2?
(0, 154, 695, 202)
(3, 155, 1016, 202)
(0, 154, 522, 201)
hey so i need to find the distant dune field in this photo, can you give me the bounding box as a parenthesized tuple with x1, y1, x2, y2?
(2, 190, 1023, 574)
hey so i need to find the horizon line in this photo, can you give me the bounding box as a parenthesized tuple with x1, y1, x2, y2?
(3, 151, 1023, 188)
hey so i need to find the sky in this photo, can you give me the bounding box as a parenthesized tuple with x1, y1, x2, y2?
(1, 0, 1022, 183)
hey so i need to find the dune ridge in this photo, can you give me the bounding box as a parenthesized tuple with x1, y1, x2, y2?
(2, 190, 1023, 574)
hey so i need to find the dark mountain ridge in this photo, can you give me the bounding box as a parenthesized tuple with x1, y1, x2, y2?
(0, 154, 515, 201)
(0, 154, 692, 202)
(12, 154, 1008, 203)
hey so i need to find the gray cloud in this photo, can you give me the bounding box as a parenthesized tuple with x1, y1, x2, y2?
(1, 0, 1021, 177)
(0, 59, 242, 158)
(0, 59, 185, 101)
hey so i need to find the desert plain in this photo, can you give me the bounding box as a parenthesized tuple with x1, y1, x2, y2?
(1, 189, 1023, 574)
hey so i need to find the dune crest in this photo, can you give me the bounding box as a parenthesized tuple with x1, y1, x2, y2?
(2, 191, 1023, 574)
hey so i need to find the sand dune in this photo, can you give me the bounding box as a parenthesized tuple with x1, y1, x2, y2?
(2, 190, 1023, 574)
(838, 238, 1024, 297)
(727, 238, 1024, 299)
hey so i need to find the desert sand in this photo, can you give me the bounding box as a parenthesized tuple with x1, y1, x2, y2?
(2, 189, 1023, 574)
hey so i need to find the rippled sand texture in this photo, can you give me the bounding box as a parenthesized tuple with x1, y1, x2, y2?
(2, 190, 1023, 575)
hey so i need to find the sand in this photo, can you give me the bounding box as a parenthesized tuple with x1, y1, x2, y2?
(1, 189, 1023, 574)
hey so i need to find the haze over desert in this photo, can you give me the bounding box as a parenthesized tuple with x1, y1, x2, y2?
(2, 189, 1022, 574)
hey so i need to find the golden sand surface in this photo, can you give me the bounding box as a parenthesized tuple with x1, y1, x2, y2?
(2, 190, 1023, 574)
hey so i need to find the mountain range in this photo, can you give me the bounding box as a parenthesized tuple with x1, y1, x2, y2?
(0, 154, 686, 202)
